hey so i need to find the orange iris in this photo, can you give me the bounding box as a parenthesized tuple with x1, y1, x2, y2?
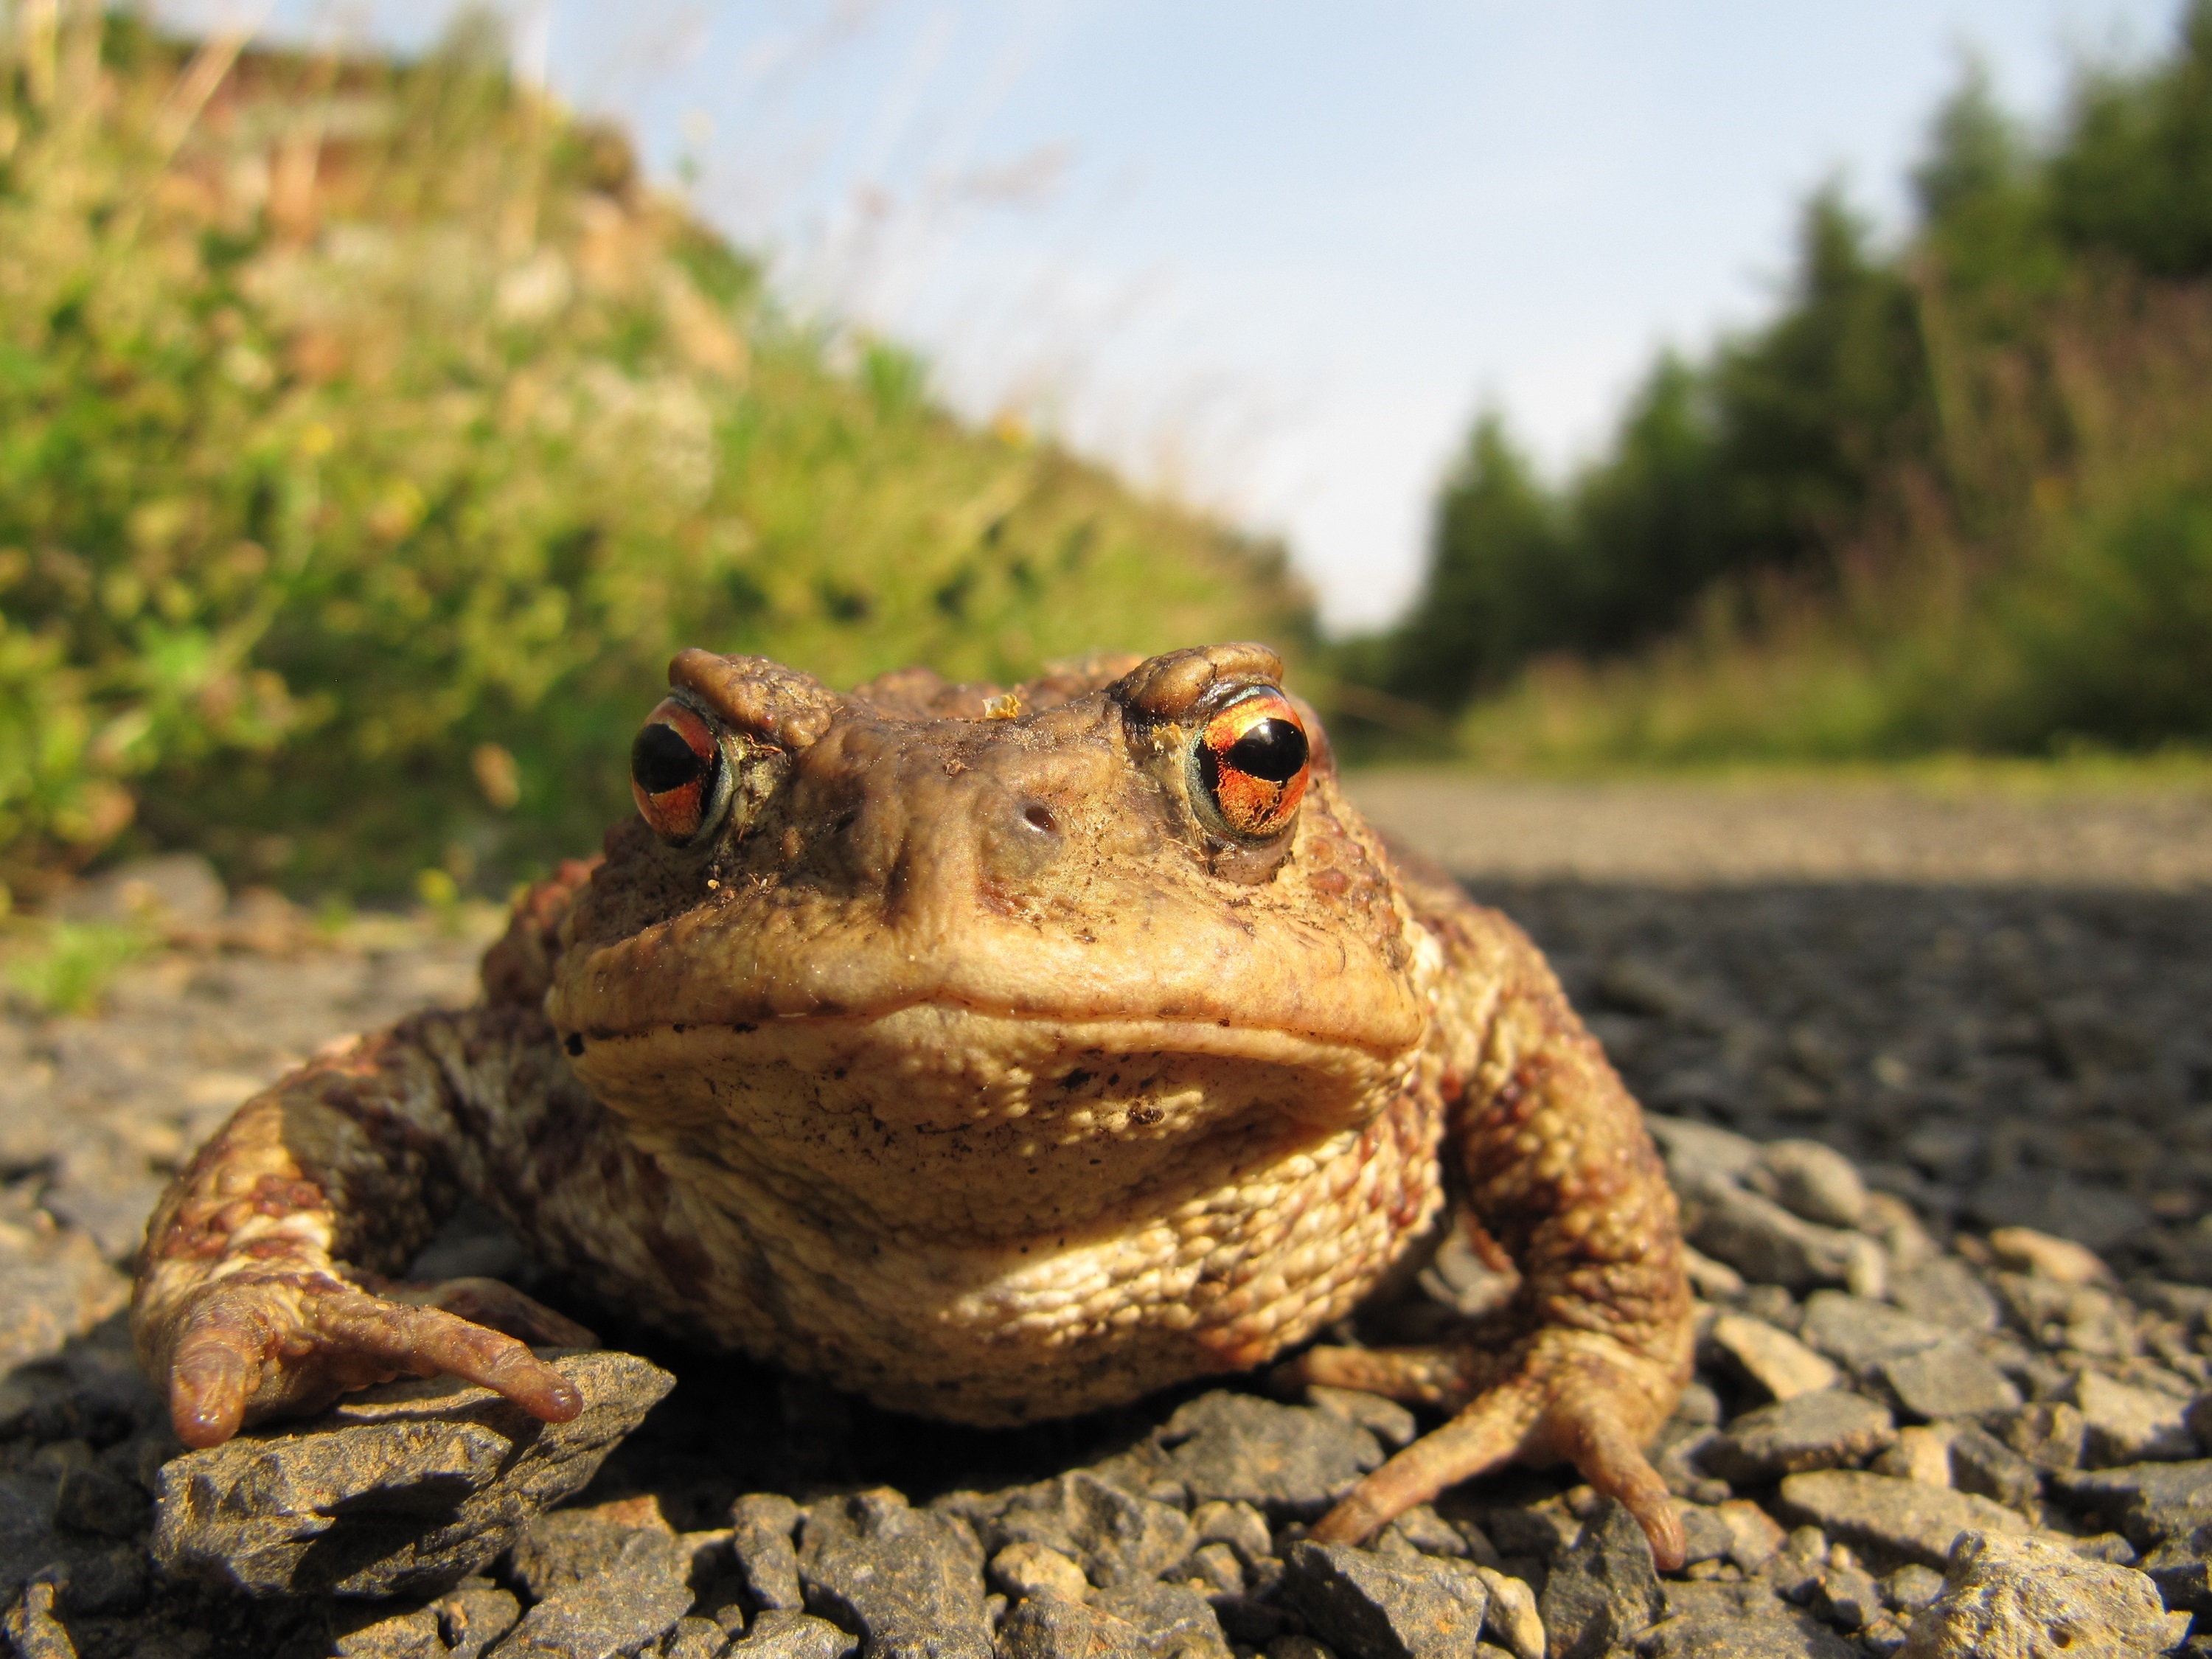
(630, 698, 723, 843)
(1196, 692, 1311, 838)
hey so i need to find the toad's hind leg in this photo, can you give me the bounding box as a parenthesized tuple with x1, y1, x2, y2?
(1290, 1334, 1684, 1570)
(132, 1015, 597, 1448)
(1284, 879, 1693, 1569)
(133, 861, 669, 1447)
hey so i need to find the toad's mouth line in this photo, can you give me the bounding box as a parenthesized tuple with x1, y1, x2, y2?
(558, 1001, 1419, 1072)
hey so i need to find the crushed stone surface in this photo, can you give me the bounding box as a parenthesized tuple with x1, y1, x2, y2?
(4, 778, 2211, 1658)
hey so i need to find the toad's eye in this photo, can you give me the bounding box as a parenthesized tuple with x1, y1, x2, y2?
(1194, 692, 1311, 840)
(630, 698, 727, 844)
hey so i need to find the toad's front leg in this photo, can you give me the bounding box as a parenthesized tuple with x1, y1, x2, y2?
(132, 1018, 595, 1447)
(1281, 907, 1693, 1568)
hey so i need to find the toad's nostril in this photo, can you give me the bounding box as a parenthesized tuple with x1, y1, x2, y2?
(981, 797, 1064, 889)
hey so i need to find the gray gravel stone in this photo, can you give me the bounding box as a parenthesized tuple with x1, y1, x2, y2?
(1089, 1580, 1231, 1656)
(1944, 1426, 2042, 1512)
(992, 1471, 1193, 1588)
(2065, 1372, 2197, 1465)
(2053, 1459, 2212, 1548)
(1634, 1610, 1858, 1658)
(1646, 1115, 1761, 1184)
(1187, 1500, 1272, 1565)
(1996, 1402, 2089, 1475)
(334, 1604, 447, 1658)
(42, 1172, 170, 1270)
(51, 1459, 150, 1540)
(1899, 1529, 2185, 1658)
(1284, 1540, 1486, 1659)
(728, 1492, 805, 1615)
(1467, 1565, 1543, 1659)
(660, 1617, 727, 1659)
(150, 1350, 671, 1599)
(1705, 1314, 1839, 1402)
(1713, 1499, 1787, 1571)
(1675, 1172, 1865, 1293)
(1154, 1393, 1382, 1520)
(1812, 1559, 1883, 1630)
(0, 1324, 164, 1453)
(1775, 1471, 2031, 1568)
(1888, 1261, 2001, 1335)
(1212, 1567, 1295, 1648)
(1305, 1386, 1419, 1450)
(509, 1509, 647, 1603)
(2137, 1520, 2212, 1613)
(1179, 1539, 1243, 1596)
(0, 1231, 129, 1377)
(1747, 1139, 1868, 1229)
(1674, 1505, 1735, 1566)
(1798, 1293, 1947, 1376)
(988, 1539, 1090, 1604)
(993, 1593, 1149, 1659)
(1479, 1498, 1582, 1561)
(1664, 1578, 1790, 1621)
(797, 1489, 990, 1659)
(1537, 1498, 1665, 1659)
(1703, 1391, 1896, 1484)
(2065, 1533, 2140, 1565)
(1, 1579, 75, 1659)
(1997, 1277, 2135, 1359)
(431, 1582, 524, 1659)
(489, 1529, 692, 1659)
(1882, 1564, 1945, 1613)
(1880, 1341, 2022, 1424)
(726, 1611, 858, 1659)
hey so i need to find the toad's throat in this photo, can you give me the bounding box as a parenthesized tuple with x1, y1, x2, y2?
(559, 1004, 1423, 1237)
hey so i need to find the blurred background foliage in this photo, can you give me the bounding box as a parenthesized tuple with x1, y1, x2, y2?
(1347, 1, 2212, 766)
(10, 2, 2212, 908)
(0, 6, 1310, 898)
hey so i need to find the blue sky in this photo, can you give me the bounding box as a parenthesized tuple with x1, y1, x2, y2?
(164, 1, 2182, 628)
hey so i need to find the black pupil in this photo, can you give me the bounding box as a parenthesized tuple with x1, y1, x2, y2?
(1222, 717, 1307, 783)
(632, 722, 710, 796)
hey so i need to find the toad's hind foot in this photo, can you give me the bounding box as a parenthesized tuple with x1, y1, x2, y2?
(1286, 1335, 1687, 1572)
(384, 1276, 601, 1350)
(158, 1272, 591, 1449)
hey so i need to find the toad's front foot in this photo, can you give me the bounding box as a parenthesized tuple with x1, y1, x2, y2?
(150, 1270, 595, 1448)
(1281, 1328, 1687, 1571)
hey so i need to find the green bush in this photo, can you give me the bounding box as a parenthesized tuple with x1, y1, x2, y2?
(1996, 486, 2212, 745)
(0, 14, 1309, 897)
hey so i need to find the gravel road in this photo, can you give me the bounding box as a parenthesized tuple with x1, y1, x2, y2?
(1343, 773, 2212, 1279)
(1, 773, 2208, 1659)
(1344, 771, 2212, 889)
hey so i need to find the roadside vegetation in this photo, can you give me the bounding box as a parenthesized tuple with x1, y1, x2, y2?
(0, 10, 1310, 900)
(1347, 2, 2212, 770)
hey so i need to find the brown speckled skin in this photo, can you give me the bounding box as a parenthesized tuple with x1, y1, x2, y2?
(131, 644, 1691, 1559)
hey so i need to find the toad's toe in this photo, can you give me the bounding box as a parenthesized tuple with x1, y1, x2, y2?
(1300, 1332, 1686, 1571)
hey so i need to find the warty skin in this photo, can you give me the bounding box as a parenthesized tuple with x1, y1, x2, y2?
(131, 641, 1693, 1562)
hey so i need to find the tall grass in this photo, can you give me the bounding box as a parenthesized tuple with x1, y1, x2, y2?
(0, 13, 1310, 897)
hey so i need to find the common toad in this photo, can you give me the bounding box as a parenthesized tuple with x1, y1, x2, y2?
(131, 643, 1692, 1560)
